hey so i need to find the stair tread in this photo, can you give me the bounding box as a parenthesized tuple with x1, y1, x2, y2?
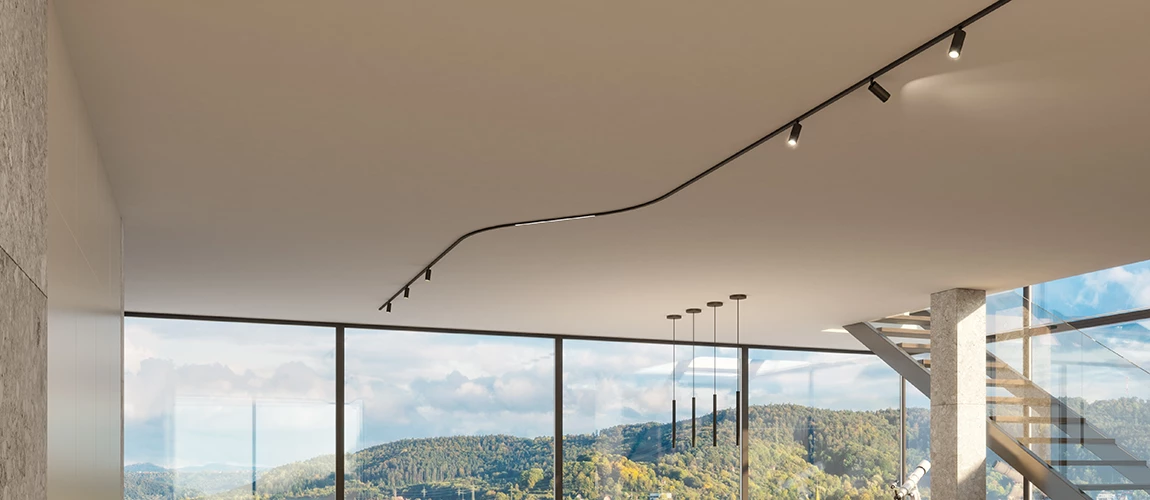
(988, 396, 1053, 406)
(991, 415, 1084, 424)
(1076, 484, 1150, 491)
(879, 314, 932, 326)
(987, 379, 1029, 387)
(1017, 437, 1116, 445)
(898, 342, 931, 354)
(1050, 459, 1147, 467)
(879, 327, 932, 339)
(919, 359, 1008, 369)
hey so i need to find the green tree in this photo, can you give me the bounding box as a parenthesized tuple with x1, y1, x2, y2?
(521, 468, 545, 490)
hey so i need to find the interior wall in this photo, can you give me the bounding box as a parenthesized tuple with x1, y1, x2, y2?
(0, 0, 48, 499)
(46, 2, 124, 499)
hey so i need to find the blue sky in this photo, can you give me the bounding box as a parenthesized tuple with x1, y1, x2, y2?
(124, 259, 1150, 469)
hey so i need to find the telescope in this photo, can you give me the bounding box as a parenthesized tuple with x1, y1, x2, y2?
(891, 460, 930, 500)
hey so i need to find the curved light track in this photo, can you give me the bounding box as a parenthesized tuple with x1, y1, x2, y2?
(380, 0, 1014, 311)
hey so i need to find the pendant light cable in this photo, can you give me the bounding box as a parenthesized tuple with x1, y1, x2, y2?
(707, 301, 723, 447)
(686, 307, 702, 447)
(668, 314, 681, 449)
(731, 294, 747, 446)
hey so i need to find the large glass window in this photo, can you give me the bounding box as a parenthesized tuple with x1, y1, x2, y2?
(123, 318, 915, 500)
(123, 318, 336, 499)
(746, 349, 900, 499)
(562, 340, 740, 499)
(905, 384, 931, 499)
(1032, 259, 1150, 322)
(344, 329, 555, 500)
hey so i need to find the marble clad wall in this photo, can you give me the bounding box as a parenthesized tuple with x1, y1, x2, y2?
(0, 0, 49, 499)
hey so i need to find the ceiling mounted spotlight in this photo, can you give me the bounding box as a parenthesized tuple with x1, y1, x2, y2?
(403, 287, 410, 299)
(787, 122, 802, 148)
(385, 302, 392, 313)
(868, 80, 891, 103)
(376, 0, 1015, 314)
(949, 28, 966, 59)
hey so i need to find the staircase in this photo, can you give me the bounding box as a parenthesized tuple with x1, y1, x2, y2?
(846, 307, 1150, 499)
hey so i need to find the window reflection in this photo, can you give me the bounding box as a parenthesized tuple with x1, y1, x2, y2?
(123, 318, 336, 499)
(747, 350, 900, 499)
(562, 340, 740, 500)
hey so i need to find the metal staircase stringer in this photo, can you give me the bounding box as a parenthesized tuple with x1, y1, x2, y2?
(844, 322, 1091, 499)
(987, 421, 1091, 499)
(844, 322, 930, 396)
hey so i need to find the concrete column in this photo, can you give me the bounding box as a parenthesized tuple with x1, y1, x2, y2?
(930, 288, 987, 499)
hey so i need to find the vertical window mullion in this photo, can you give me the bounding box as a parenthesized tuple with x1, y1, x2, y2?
(336, 326, 345, 500)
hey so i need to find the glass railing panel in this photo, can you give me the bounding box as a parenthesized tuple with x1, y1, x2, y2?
(987, 290, 1026, 380)
(990, 292, 1150, 498)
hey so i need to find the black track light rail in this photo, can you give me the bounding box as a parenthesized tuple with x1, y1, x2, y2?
(379, 0, 1013, 312)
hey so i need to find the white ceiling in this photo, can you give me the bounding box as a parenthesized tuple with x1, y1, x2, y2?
(54, 0, 1150, 349)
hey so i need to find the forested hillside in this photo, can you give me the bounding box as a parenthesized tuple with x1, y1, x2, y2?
(125, 400, 1150, 500)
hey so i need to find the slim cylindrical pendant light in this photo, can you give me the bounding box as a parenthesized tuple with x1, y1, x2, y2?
(730, 294, 747, 445)
(667, 314, 682, 449)
(686, 307, 702, 447)
(707, 301, 723, 446)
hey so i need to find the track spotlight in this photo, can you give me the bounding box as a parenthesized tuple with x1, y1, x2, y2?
(868, 80, 891, 103)
(385, 302, 392, 313)
(377, 0, 1015, 314)
(403, 287, 410, 299)
(787, 122, 802, 148)
(949, 29, 966, 59)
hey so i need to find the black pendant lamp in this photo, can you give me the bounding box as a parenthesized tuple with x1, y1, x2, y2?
(730, 294, 747, 446)
(707, 301, 723, 446)
(667, 314, 682, 449)
(686, 307, 702, 447)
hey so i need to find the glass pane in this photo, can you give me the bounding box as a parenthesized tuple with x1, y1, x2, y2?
(1079, 319, 1150, 370)
(747, 350, 900, 499)
(563, 340, 740, 499)
(906, 384, 931, 499)
(987, 449, 1026, 500)
(123, 318, 336, 499)
(988, 289, 1026, 336)
(1031, 260, 1150, 323)
(345, 329, 555, 500)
